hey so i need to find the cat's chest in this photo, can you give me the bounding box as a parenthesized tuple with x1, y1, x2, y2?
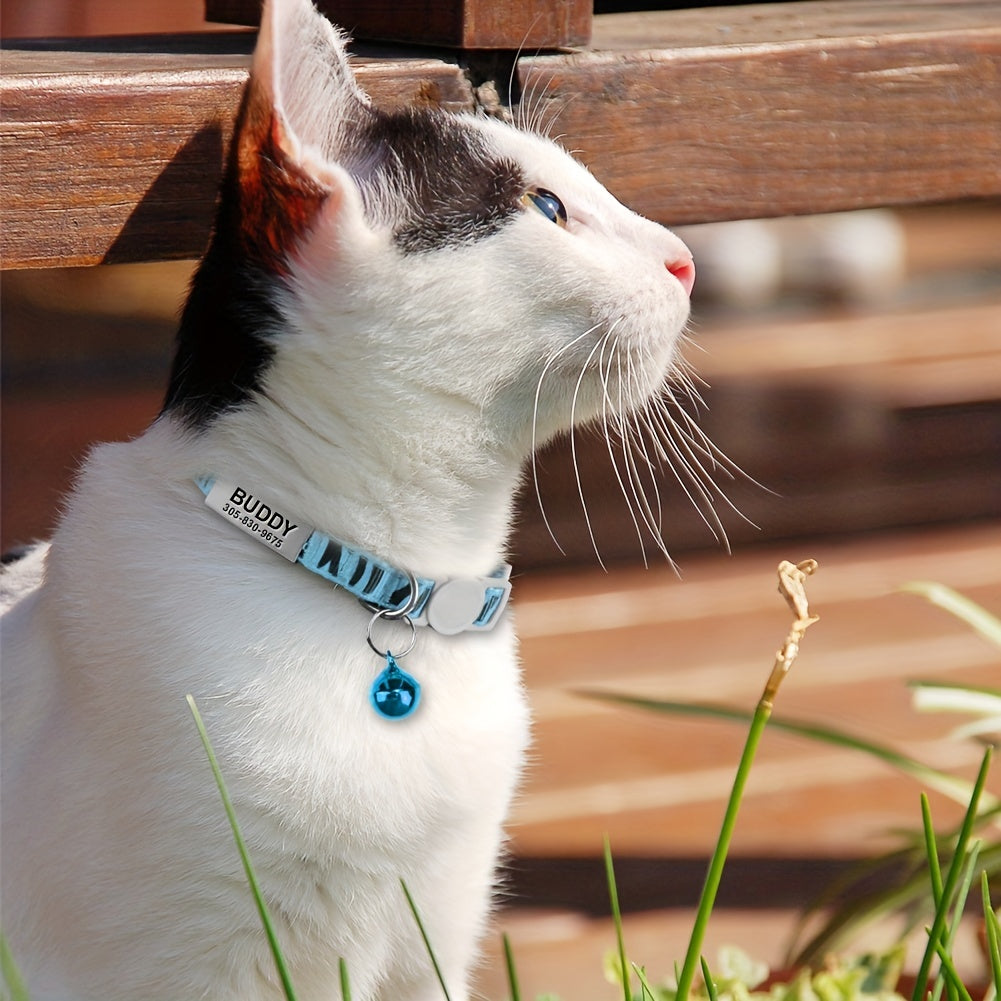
(49, 435, 529, 853)
(208, 620, 528, 861)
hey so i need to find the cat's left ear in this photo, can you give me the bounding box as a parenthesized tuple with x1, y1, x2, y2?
(234, 0, 374, 270)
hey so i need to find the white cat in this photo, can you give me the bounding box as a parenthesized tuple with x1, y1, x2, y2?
(0, 0, 695, 997)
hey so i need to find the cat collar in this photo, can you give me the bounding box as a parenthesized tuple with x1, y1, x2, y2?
(195, 476, 511, 635)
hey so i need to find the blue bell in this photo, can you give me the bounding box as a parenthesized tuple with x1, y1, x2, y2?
(370, 653, 420, 719)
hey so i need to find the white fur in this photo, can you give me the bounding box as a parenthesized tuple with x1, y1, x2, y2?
(0, 0, 693, 997)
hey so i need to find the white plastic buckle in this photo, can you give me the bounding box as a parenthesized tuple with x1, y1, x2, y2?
(415, 565, 513, 636)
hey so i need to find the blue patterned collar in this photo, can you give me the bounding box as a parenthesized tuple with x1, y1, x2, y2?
(195, 476, 511, 635)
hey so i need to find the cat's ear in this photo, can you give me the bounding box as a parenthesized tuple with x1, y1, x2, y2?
(233, 0, 373, 271)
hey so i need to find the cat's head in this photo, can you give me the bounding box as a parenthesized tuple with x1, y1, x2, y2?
(166, 0, 694, 462)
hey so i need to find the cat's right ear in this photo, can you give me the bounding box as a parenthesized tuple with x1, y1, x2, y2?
(233, 0, 374, 272)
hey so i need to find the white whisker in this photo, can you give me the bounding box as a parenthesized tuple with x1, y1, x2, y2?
(620, 351, 676, 565)
(599, 332, 649, 567)
(530, 309, 764, 570)
(631, 413, 666, 536)
(645, 387, 759, 540)
(507, 21, 545, 129)
(613, 340, 733, 551)
(517, 67, 558, 136)
(531, 323, 604, 556)
(612, 354, 660, 564)
(569, 327, 619, 571)
(660, 378, 772, 496)
(539, 90, 576, 141)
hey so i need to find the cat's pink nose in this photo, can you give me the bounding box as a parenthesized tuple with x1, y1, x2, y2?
(667, 253, 696, 297)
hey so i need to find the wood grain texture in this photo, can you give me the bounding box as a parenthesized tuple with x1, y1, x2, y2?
(519, 1, 1001, 225)
(0, 38, 474, 269)
(508, 521, 1001, 856)
(2, 3, 999, 268)
(205, 0, 592, 49)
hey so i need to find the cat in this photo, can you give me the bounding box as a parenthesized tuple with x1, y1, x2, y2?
(0, 0, 696, 997)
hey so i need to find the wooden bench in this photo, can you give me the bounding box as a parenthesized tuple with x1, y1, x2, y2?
(3, 0, 999, 270)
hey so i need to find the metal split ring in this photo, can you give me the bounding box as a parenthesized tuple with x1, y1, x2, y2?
(361, 569, 420, 620)
(366, 608, 418, 659)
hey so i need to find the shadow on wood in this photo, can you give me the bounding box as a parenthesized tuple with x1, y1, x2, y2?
(103, 122, 224, 266)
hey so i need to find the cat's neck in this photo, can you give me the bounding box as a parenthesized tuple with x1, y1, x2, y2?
(163, 386, 524, 580)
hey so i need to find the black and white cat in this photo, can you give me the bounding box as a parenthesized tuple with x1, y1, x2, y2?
(0, 0, 696, 997)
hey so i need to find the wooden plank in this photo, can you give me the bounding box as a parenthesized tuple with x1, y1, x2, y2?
(507, 523, 1001, 857)
(206, 0, 592, 49)
(589, 0, 1001, 50)
(0, 37, 474, 269)
(518, 1, 1001, 225)
(2, 3, 1000, 268)
(692, 302, 1001, 405)
(4, 0, 221, 37)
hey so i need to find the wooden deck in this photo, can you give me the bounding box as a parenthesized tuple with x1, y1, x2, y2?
(512, 522, 1000, 857)
(2, 234, 998, 1001)
(477, 519, 1001, 998)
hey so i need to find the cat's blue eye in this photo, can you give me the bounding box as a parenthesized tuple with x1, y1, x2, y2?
(521, 188, 567, 228)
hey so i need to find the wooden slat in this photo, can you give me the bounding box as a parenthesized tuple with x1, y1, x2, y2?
(0, 38, 474, 269)
(206, 0, 593, 49)
(508, 523, 1001, 857)
(691, 302, 1001, 406)
(519, 1, 1001, 225)
(2, 3, 1000, 269)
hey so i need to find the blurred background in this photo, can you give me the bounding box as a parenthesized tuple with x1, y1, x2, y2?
(3, 1, 1000, 997)
(5, 205, 1000, 561)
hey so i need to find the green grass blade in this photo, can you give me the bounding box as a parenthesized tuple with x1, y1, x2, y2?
(1, 931, 29, 1001)
(921, 794, 944, 904)
(502, 933, 522, 1001)
(909, 680, 1001, 714)
(583, 694, 997, 812)
(932, 940, 974, 1001)
(931, 841, 982, 1001)
(900, 582, 1001, 647)
(339, 958, 352, 1001)
(911, 747, 993, 1001)
(676, 559, 819, 1001)
(604, 836, 632, 1001)
(701, 956, 719, 1001)
(675, 695, 773, 1001)
(919, 789, 952, 1001)
(909, 681, 1001, 745)
(788, 823, 1001, 967)
(186, 695, 298, 1001)
(401, 880, 452, 1001)
(790, 860, 936, 968)
(983, 872, 1001, 995)
(632, 962, 660, 1001)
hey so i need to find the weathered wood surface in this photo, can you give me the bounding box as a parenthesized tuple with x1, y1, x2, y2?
(508, 520, 1001, 857)
(0, 37, 473, 269)
(206, 0, 592, 49)
(2, 2, 1000, 268)
(525, 0, 1001, 224)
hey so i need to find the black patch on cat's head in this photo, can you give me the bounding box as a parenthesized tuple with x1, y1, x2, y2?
(161, 251, 279, 428)
(161, 134, 281, 429)
(362, 107, 526, 254)
(163, 102, 526, 429)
